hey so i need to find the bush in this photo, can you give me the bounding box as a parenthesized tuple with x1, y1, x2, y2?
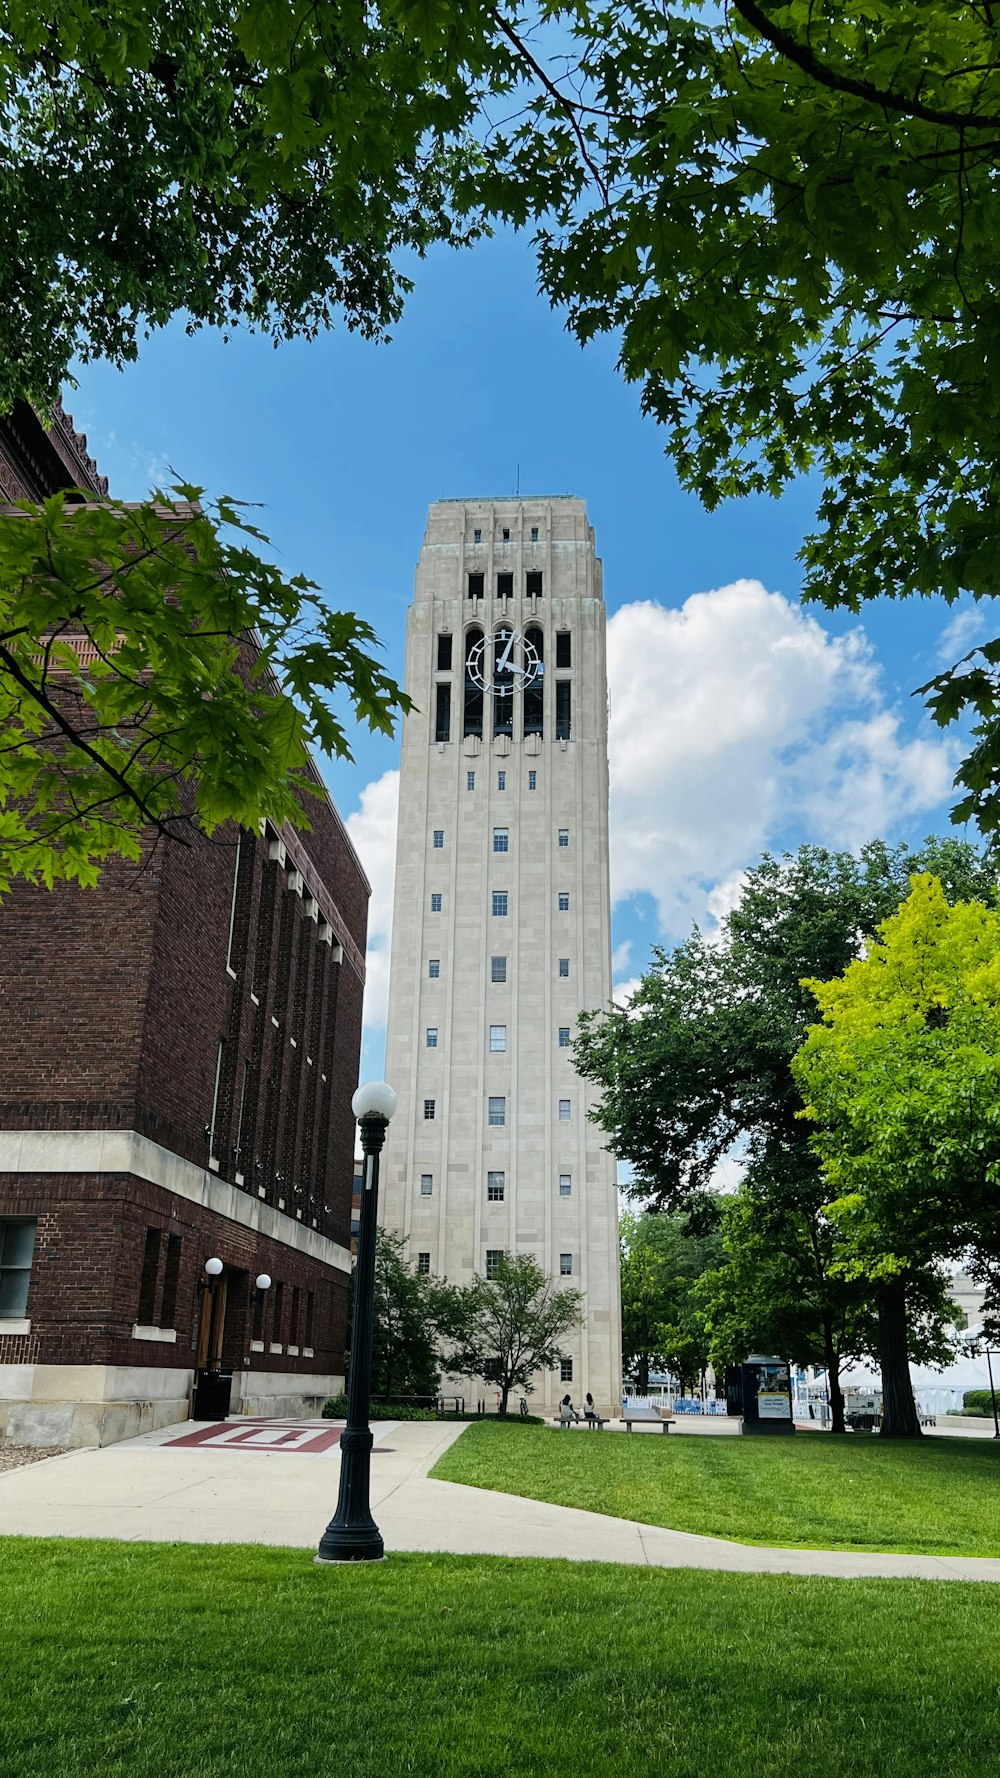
(321, 1395, 437, 1422)
(963, 1390, 997, 1416)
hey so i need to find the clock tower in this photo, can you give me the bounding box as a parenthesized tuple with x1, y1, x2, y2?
(380, 497, 622, 1414)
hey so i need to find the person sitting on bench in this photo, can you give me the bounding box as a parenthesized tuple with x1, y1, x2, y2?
(583, 1392, 600, 1426)
(558, 1394, 580, 1426)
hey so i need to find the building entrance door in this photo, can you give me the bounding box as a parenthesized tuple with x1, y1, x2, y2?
(196, 1273, 228, 1370)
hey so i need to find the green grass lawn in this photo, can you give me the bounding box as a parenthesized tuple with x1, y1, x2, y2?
(430, 1422, 1000, 1556)
(2, 1538, 1000, 1778)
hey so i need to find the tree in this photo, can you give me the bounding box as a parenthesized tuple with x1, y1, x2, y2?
(350, 1229, 448, 1403)
(0, 486, 409, 891)
(697, 1185, 956, 1432)
(620, 1210, 721, 1395)
(794, 874, 1000, 1436)
(438, 1252, 582, 1414)
(575, 840, 992, 1432)
(10, 5, 1000, 821)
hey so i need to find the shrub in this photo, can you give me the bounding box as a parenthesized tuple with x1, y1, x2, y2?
(322, 1395, 437, 1422)
(963, 1389, 997, 1416)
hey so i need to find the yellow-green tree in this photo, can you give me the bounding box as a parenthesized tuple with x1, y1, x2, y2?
(794, 875, 1000, 1437)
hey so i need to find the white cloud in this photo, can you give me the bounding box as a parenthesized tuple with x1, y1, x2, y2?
(610, 976, 644, 1011)
(611, 939, 633, 977)
(608, 582, 958, 939)
(939, 604, 989, 663)
(345, 769, 399, 1032)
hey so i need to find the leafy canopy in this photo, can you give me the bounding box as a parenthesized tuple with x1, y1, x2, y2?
(794, 873, 1000, 1282)
(439, 1252, 583, 1413)
(620, 1210, 720, 1390)
(0, 487, 409, 892)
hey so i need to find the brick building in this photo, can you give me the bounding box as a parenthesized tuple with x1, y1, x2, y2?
(0, 404, 368, 1446)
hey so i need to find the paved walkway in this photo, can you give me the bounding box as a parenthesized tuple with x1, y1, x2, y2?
(1, 1418, 998, 1582)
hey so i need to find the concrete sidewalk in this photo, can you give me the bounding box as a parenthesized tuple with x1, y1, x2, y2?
(1, 1417, 999, 1583)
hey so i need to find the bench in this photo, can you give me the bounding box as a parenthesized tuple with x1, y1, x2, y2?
(621, 1404, 673, 1433)
(551, 1412, 607, 1430)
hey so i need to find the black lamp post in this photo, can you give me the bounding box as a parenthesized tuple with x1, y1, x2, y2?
(316, 1079, 396, 1564)
(986, 1348, 1000, 1440)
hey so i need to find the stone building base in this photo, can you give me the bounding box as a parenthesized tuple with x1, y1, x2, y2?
(0, 1363, 346, 1449)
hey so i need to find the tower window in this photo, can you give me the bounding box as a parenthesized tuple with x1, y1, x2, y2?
(559, 1098, 571, 1121)
(559, 1174, 572, 1197)
(492, 891, 508, 917)
(418, 1252, 431, 1275)
(560, 1359, 573, 1382)
(497, 572, 513, 599)
(489, 1025, 507, 1052)
(556, 681, 572, 740)
(467, 771, 475, 791)
(523, 624, 544, 738)
(526, 571, 542, 598)
(530, 526, 539, 543)
(559, 1027, 571, 1047)
(558, 829, 569, 848)
(433, 829, 444, 849)
(558, 892, 570, 911)
(426, 1028, 438, 1049)
(502, 528, 510, 542)
(473, 528, 482, 544)
(431, 893, 442, 912)
(488, 1097, 506, 1127)
(559, 958, 569, 978)
(491, 957, 507, 984)
(434, 683, 451, 743)
(421, 1174, 433, 1196)
(437, 634, 453, 671)
(468, 572, 484, 599)
(560, 1253, 573, 1276)
(528, 771, 537, 791)
(487, 1171, 505, 1201)
(493, 828, 509, 853)
(497, 771, 506, 790)
(486, 1250, 502, 1280)
(424, 1099, 436, 1120)
(556, 632, 572, 669)
(428, 959, 440, 978)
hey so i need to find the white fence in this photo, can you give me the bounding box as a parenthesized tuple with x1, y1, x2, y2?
(625, 1390, 729, 1416)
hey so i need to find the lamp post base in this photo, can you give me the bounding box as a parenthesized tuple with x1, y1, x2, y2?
(315, 1424, 384, 1563)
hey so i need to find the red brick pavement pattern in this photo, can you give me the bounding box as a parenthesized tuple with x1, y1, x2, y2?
(164, 1419, 343, 1454)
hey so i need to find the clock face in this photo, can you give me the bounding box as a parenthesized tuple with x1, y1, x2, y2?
(467, 627, 543, 692)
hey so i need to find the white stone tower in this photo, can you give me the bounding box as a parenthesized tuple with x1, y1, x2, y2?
(381, 497, 621, 1413)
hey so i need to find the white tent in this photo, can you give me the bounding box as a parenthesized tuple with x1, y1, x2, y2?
(839, 1332, 997, 1416)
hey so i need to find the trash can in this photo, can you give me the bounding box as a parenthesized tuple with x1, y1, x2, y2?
(192, 1369, 234, 1421)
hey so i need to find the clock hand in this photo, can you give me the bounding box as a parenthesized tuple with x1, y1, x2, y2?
(497, 629, 517, 674)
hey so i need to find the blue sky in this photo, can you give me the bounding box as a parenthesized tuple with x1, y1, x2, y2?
(69, 226, 978, 1082)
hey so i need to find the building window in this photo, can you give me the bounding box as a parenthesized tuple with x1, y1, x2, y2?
(0, 1218, 36, 1318)
(161, 1234, 181, 1327)
(467, 771, 475, 791)
(429, 958, 440, 978)
(417, 1252, 431, 1275)
(486, 1250, 503, 1280)
(492, 891, 508, 917)
(497, 771, 506, 790)
(559, 958, 569, 978)
(526, 570, 543, 598)
(502, 528, 510, 542)
(560, 1358, 573, 1382)
(426, 1028, 438, 1049)
(559, 1027, 571, 1047)
(464, 627, 484, 737)
(421, 1174, 433, 1196)
(487, 1171, 505, 1201)
(559, 1174, 572, 1197)
(431, 892, 442, 912)
(433, 829, 444, 849)
(435, 683, 451, 743)
(528, 771, 537, 791)
(558, 892, 570, 912)
(208, 1037, 224, 1160)
(437, 634, 453, 671)
(137, 1226, 162, 1325)
(488, 1096, 506, 1126)
(556, 632, 572, 669)
(559, 1098, 571, 1121)
(493, 828, 509, 853)
(523, 625, 544, 738)
(556, 680, 572, 740)
(468, 571, 484, 599)
(558, 829, 569, 848)
(491, 956, 507, 984)
(560, 1253, 573, 1276)
(473, 528, 482, 544)
(530, 526, 539, 543)
(497, 571, 513, 599)
(489, 1024, 507, 1052)
(424, 1099, 436, 1120)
